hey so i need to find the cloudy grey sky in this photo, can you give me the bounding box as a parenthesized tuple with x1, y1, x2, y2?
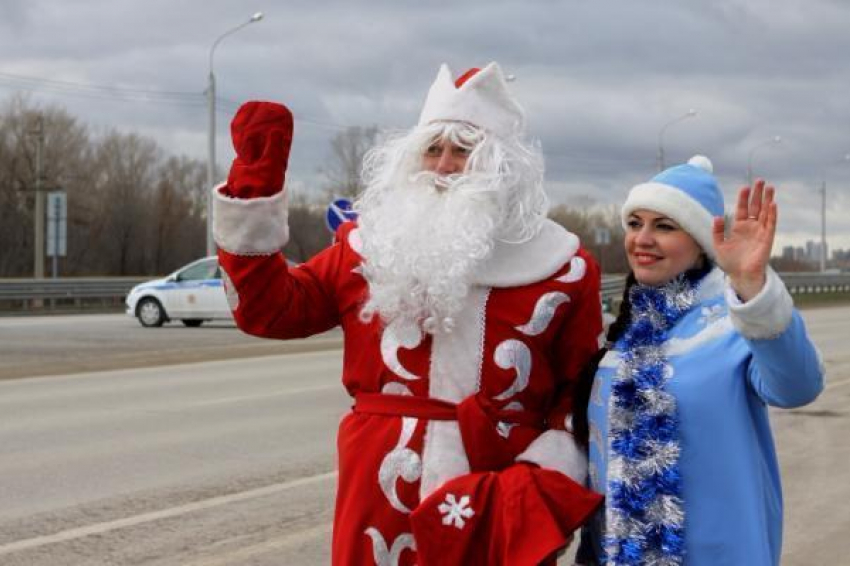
(2, 0, 849, 250)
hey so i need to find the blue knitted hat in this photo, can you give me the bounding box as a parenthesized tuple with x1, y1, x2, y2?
(621, 155, 724, 258)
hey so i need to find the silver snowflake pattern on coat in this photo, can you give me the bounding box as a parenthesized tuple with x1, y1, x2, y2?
(496, 401, 524, 438)
(590, 374, 604, 406)
(364, 528, 416, 566)
(556, 255, 587, 283)
(378, 413, 422, 513)
(438, 493, 475, 529)
(589, 461, 600, 491)
(380, 319, 423, 381)
(589, 422, 604, 454)
(699, 304, 724, 326)
(515, 291, 570, 336)
(496, 421, 513, 438)
(492, 339, 532, 400)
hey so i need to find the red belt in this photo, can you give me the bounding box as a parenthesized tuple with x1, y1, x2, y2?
(354, 392, 544, 429)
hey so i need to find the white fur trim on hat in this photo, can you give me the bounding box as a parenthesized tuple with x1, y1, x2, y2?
(417, 62, 524, 137)
(621, 182, 717, 258)
(212, 184, 289, 255)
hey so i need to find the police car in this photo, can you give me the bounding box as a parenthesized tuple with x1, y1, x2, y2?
(125, 256, 232, 327)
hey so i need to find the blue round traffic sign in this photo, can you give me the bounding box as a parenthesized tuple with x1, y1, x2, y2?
(325, 198, 358, 233)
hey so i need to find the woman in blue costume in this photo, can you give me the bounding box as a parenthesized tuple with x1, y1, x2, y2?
(574, 156, 824, 565)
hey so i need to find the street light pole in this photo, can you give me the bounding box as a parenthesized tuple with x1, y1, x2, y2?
(207, 12, 264, 257)
(820, 153, 850, 272)
(657, 109, 697, 172)
(746, 135, 782, 188)
(32, 115, 45, 279)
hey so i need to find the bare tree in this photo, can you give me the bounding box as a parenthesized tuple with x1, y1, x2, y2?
(0, 95, 220, 277)
(0, 95, 91, 276)
(283, 192, 333, 263)
(549, 203, 627, 274)
(88, 131, 160, 275)
(146, 156, 207, 274)
(320, 125, 378, 199)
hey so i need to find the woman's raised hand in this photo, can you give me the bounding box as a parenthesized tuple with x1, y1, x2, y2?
(711, 179, 778, 301)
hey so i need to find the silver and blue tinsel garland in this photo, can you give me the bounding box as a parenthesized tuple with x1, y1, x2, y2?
(604, 272, 701, 566)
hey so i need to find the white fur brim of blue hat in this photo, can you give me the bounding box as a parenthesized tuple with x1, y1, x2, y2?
(621, 155, 725, 259)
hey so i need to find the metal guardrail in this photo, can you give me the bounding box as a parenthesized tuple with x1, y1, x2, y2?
(1, 273, 849, 312)
(0, 278, 145, 300)
(776, 273, 850, 294)
(601, 275, 626, 303)
(0, 278, 146, 311)
(599, 272, 850, 310)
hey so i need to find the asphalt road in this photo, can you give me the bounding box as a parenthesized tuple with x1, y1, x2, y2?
(0, 314, 342, 380)
(0, 309, 848, 564)
(0, 350, 347, 565)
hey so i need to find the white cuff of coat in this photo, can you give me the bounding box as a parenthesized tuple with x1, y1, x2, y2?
(515, 429, 587, 483)
(726, 267, 793, 340)
(212, 184, 289, 256)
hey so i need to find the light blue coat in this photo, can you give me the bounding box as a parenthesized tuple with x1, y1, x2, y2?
(586, 268, 824, 565)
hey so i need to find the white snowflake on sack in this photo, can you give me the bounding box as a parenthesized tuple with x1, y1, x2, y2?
(438, 493, 475, 529)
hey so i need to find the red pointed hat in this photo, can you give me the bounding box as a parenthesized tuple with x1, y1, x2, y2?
(417, 62, 525, 137)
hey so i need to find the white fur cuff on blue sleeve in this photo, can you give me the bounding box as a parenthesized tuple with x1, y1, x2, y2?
(726, 267, 793, 340)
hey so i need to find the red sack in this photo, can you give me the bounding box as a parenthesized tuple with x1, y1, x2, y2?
(410, 463, 602, 566)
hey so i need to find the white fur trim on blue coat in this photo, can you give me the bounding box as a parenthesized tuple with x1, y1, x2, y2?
(212, 184, 289, 256)
(726, 267, 793, 339)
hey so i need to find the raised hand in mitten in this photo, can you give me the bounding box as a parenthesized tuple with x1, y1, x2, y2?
(224, 101, 293, 199)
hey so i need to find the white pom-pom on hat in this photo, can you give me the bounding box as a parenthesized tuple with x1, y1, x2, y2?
(687, 155, 713, 173)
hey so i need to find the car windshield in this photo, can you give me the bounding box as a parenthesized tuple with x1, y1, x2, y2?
(177, 260, 218, 281)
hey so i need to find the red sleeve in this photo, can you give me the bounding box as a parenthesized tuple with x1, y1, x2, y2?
(217, 230, 352, 340)
(548, 249, 603, 429)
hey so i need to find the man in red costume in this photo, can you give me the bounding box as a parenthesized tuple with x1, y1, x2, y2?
(213, 62, 603, 565)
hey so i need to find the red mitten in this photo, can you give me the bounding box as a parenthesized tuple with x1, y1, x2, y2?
(224, 101, 293, 199)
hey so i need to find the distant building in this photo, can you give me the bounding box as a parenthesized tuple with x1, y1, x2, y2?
(773, 243, 850, 271)
(805, 240, 828, 264)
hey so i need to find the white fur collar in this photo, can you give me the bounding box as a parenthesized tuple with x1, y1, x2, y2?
(695, 267, 726, 303)
(472, 219, 579, 288)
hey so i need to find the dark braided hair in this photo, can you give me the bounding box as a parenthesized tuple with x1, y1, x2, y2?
(572, 272, 636, 449)
(572, 257, 713, 449)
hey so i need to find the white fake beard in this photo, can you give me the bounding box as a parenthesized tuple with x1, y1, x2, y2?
(357, 171, 501, 334)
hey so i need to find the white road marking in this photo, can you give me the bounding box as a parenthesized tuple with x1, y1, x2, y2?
(0, 471, 338, 556)
(827, 377, 850, 390)
(183, 522, 333, 566)
(181, 384, 339, 408)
